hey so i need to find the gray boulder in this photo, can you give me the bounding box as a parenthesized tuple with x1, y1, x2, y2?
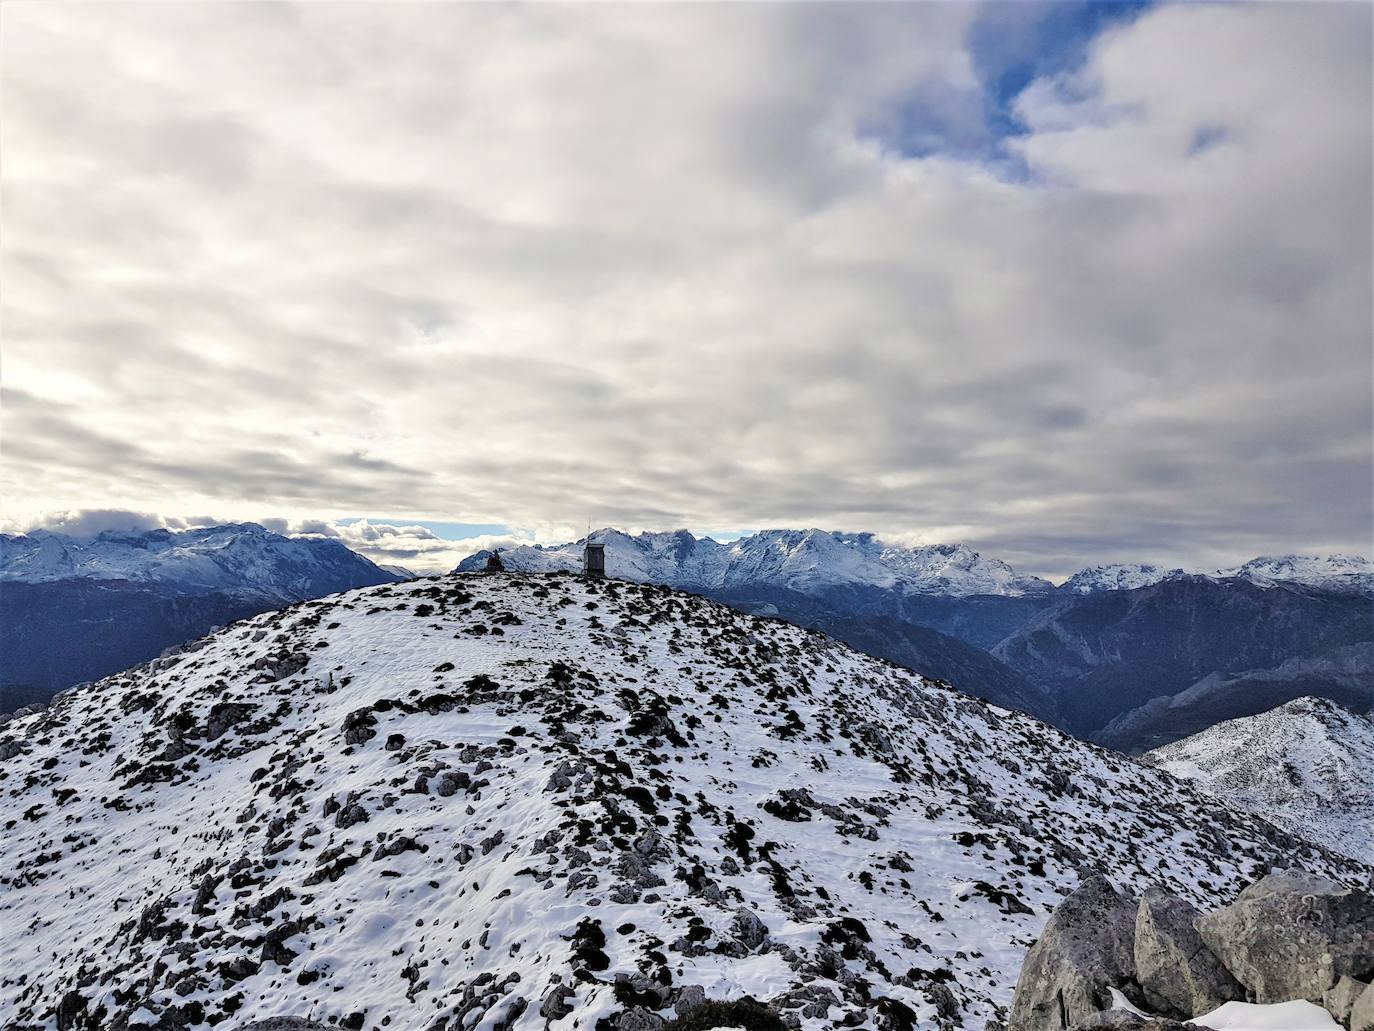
(1008, 873, 1139, 1031)
(1350, 979, 1374, 1031)
(239, 1021, 332, 1031)
(1326, 978, 1370, 1028)
(1196, 869, 1374, 1004)
(1135, 888, 1244, 1018)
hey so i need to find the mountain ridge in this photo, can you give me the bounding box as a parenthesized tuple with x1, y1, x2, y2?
(1148, 696, 1374, 862)
(4, 571, 1365, 1031)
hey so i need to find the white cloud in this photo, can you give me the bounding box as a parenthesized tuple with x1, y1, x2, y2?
(3, 508, 170, 539)
(1, 3, 1368, 579)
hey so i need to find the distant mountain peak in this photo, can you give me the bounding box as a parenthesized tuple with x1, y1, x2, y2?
(1219, 553, 1374, 590)
(1061, 563, 1183, 594)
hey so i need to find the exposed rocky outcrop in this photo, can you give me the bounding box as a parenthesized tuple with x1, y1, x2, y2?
(1008, 874, 1140, 1031)
(1134, 888, 1244, 1019)
(1009, 868, 1374, 1031)
(1327, 978, 1370, 1029)
(1196, 869, 1374, 1005)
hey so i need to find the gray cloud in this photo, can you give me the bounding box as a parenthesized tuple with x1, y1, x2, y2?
(1, 3, 1369, 579)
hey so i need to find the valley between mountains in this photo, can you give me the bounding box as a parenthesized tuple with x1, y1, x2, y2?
(2, 572, 1368, 1031)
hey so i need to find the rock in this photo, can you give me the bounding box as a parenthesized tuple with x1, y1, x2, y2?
(1196, 869, 1374, 1003)
(675, 985, 707, 1015)
(336, 803, 369, 829)
(1352, 980, 1374, 1031)
(1069, 1013, 1191, 1031)
(540, 984, 574, 1021)
(239, 1021, 332, 1031)
(55, 990, 88, 1031)
(1327, 978, 1369, 1028)
(1008, 873, 1139, 1031)
(1134, 888, 1244, 1018)
(1070, 1012, 1146, 1031)
(435, 770, 469, 797)
(732, 907, 769, 951)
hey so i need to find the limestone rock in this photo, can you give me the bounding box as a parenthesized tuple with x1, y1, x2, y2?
(1326, 977, 1370, 1028)
(1134, 887, 1244, 1018)
(1350, 980, 1374, 1031)
(1008, 873, 1139, 1031)
(1196, 869, 1374, 1003)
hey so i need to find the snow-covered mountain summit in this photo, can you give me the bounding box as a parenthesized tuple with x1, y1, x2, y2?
(0, 522, 400, 600)
(1060, 563, 1184, 595)
(1148, 696, 1374, 862)
(1216, 554, 1374, 593)
(458, 528, 1055, 597)
(3, 572, 1364, 1031)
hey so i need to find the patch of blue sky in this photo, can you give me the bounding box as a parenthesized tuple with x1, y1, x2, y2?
(869, 1, 1154, 179)
(1188, 124, 1228, 156)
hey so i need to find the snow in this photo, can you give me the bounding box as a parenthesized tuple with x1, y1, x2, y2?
(1, 573, 1364, 1030)
(1061, 555, 1373, 595)
(1193, 1000, 1342, 1031)
(1061, 564, 1182, 594)
(1108, 988, 1147, 1016)
(461, 533, 1372, 600)
(1149, 697, 1374, 862)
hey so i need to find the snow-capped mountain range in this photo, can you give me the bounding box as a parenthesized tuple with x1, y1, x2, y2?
(459, 529, 1056, 597)
(1149, 696, 1374, 863)
(1063, 555, 1374, 594)
(0, 523, 399, 600)
(457, 529, 1372, 597)
(2, 572, 1364, 1031)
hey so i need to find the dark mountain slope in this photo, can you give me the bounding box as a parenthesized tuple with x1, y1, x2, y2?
(993, 577, 1374, 737)
(1095, 642, 1374, 751)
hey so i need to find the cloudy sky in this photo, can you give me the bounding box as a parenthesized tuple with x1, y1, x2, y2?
(2, 2, 1370, 578)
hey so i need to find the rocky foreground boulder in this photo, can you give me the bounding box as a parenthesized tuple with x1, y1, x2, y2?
(1196, 869, 1374, 1005)
(1008, 869, 1374, 1031)
(1007, 874, 1141, 1030)
(1134, 888, 1244, 1019)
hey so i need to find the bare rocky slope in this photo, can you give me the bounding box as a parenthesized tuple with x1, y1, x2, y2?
(2, 572, 1367, 1031)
